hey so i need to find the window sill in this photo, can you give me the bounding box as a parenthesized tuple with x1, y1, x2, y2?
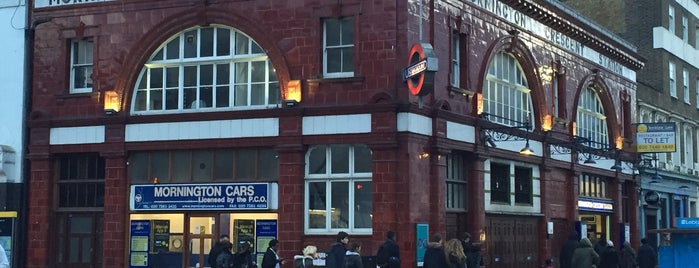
(55, 91, 98, 99)
(307, 76, 365, 85)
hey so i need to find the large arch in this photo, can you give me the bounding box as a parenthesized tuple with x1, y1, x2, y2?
(572, 71, 621, 145)
(476, 32, 548, 131)
(115, 8, 291, 113)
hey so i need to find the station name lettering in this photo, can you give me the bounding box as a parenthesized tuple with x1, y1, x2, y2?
(35, 0, 114, 8)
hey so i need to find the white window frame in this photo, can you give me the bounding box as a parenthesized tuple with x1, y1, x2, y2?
(484, 159, 540, 214)
(446, 153, 466, 210)
(696, 78, 699, 109)
(304, 145, 372, 235)
(685, 126, 693, 169)
(684, 69, 690, 104)
(69, 38, 94, 94)
(323, 18, 354, 78)
(131, 25, 279, 115)
(670, 61, 677, 98)
(451, 32, 460, 87)
(576, 86, 609, 147)
(683, 16, 688, 41)
(669, 6, 675, 34)
(484, 52, 533, 126)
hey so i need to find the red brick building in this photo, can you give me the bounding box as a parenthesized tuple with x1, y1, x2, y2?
(26, 1, 643, 268)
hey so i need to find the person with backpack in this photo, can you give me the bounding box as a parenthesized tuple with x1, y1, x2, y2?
(209, 235, 231, 267)
(376, 231, 400, 268)
(295, 245, 319, 268)
(344, 242, 363, 268)
(325, 231, 349, 268)
(215, 241, 235, 268)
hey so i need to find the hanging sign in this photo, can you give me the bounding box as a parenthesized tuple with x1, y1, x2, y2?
(636, 122, 676, 153)
(403, 43, 438, 96)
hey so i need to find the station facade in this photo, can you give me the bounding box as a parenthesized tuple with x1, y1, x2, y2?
(26, 1, 644, 268)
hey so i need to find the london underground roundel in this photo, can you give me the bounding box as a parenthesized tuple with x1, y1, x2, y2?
(403, 43, 438, 96)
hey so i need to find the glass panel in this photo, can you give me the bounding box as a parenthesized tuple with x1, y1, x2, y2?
(184, 29, 198, 58)
(184, 66, 197, 87)
(200, 87, 213, 108)
(331, 145, 349, 174)
(214, 150, 234, 180)
(184, 87, 197, 110)
(172, 151, 191, 182)
(69, 237, 79, 262)
(129, 152, 148, 182)
(70, 216, 93, 234)
(166, 67, 179, 87)
(354, 146, 371, 173)
(73, 66, 92, 88)
(150, 68, 163, 88)
(81, 238, 92, 262)
(252, 41, 263, 54)
(192, 151, 212, 181)
(250, 84, 265, 105)
(308, 181, 327, 228)
(152, 48, 163, 61)
(251, 61, 265, 82)
(216, 86, 230, 107)
(267, 82, 279, 105)
(216, 28, 230, 56)
(166, 89, 179, 110)
(342, 19, 353, 44)
(258, 149, 278, 179)
(325, 20, 341, 46)
(217, 63, 230, 84)
(166, 38, 180, 60)
(268, 61, 277, 81)
(326, 48, 341, 73)
(234, 85, 248, 106)
(200, 64, 213, 85)
(354, 180, 372, 228)
(235, 62, 249, 83)
(308, 146, 327, 174)
(150, 89, 163, 110)
(235, 33, 249, 55)
(331, 181, 349, 228)
(150, 152, 169, 182)
(341, 47, 353, 72)
(200, 27, 214, 57)
(236, 150, 256, 180)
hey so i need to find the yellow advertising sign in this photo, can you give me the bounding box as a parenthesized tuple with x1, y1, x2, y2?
(636, 123, 676, 153)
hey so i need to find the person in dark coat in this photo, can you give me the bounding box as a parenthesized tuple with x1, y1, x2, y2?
(636, 238, 657, 268)
(571, 237, 600, 268)
(445, 238, 467, 268)
(461, 232, 483, 268)
(594, 237, 608, 257)
(261, 239, 286, 268)
(422, 233, 448, 268)
(559, 231, 579, 268)
(234, 241, 256, 268)
(209, 235, 231, 267)
(619, 241, 637, 268)
(377, 231, 400, 268)
(215, 241, 235, 268)
(598, 240, 620, 268)
(344, 242, 363, 268)
(326, 231, 349, 268)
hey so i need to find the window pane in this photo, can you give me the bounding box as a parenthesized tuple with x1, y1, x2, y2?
(342, 19, 353, 44)
(216, 86, 230, 107)
(331, 182, 349, 228)
(81, 238, 92, 262)
(214, 150, 234, 180)
(325, 20, 341, 46)
(166, 67, 179, 87)
(70, 216, 93, 234)
(184, 29, 198, 58)
(331, 145, 349, 174)
(200, 87, 213, 108)
(235, 33, 249, 55)
(129, 152, 148, 182)
(217, 28, 230, 56)
(235, 150, 256, 180)
(308, 182, 327, 228)
(354, 181, 372, 228)
(514, 166, 532, 204)
(235, 62, 249, 83)
(184, 66, 197, 87)
(251, 61, 266, 82)
(341, 47, 353, 72)
(308, 146, 327, 174)
(234, 85, 248, 106)
(252, 41, 263, 54)
(258, 149, 278, 179)
(251, 84, 265, 105)
(150, 89, 163, 110)
(150, 152, 169, 182)
(166, 38, 180, 60)
(200, 64, 213, 85)
(217, 63, 230, 84)
(200, 27, 214, 57)
(326, 48, 341, 73)
(172, 151, 191, 182)
(354, 146, 372, 173)
(268, 82, 279, 105)
(166, 89, 178, 110)
(69, 237, 79, 262)
(490, 163, 509, 203)
(192, 151, 212, 181)
(150, 68, 163, 88)
(73, 66, 93, 88)
(184, 87, 197, 109)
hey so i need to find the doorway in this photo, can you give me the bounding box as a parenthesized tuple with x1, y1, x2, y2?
(186, 215, 217, 268)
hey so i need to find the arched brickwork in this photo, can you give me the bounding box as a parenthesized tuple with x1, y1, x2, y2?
(573, 71, 621, 145)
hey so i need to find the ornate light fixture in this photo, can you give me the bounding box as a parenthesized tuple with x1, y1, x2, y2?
(479, 113, 534, 156)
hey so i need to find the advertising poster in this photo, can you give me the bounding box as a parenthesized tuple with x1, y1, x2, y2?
(130, 220, 151, 268)
(0, 212, 16, 267)
(255, 220, 277, 266)
(151, 220, 170, 253)
(234, 219, 255, 250)
(416, 223, 429, 266)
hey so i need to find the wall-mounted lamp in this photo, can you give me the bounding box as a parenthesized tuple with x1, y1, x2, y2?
(418, 152, 430, 159)
(284, 80, 302, 107)
(104, 90, 121, 115)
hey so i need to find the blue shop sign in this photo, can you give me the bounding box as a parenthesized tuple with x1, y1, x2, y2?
(676, 218, 699, 229)
(130, 183, 270, 211)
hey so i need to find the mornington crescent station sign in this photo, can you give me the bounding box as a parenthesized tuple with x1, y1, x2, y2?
(35, 0, 115, 9)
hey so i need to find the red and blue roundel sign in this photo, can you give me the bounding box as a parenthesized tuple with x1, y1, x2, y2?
(403, 43, 438, 96)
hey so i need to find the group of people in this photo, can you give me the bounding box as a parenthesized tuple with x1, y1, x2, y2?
(422, 232, 483, 268)
(208, 235, 287, 268)
(314, 230, 401, 268)
(559, 232, 658, 268)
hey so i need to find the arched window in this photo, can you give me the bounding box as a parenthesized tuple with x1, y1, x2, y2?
(131, 25, 279, 114)
(483, 52, 533, 126)
(305, 145, 372, 234)
(576, 86, 608, 147)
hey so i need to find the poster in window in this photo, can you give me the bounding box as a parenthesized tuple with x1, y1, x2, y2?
(151, 220, 170, 253)
(234, 219, 255, 251)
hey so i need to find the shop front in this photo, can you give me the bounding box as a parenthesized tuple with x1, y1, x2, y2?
(128, 182, 279, 268)
(577, 197, 614, 245)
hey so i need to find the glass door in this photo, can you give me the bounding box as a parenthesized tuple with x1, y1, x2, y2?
(187, 215, 217, 268)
